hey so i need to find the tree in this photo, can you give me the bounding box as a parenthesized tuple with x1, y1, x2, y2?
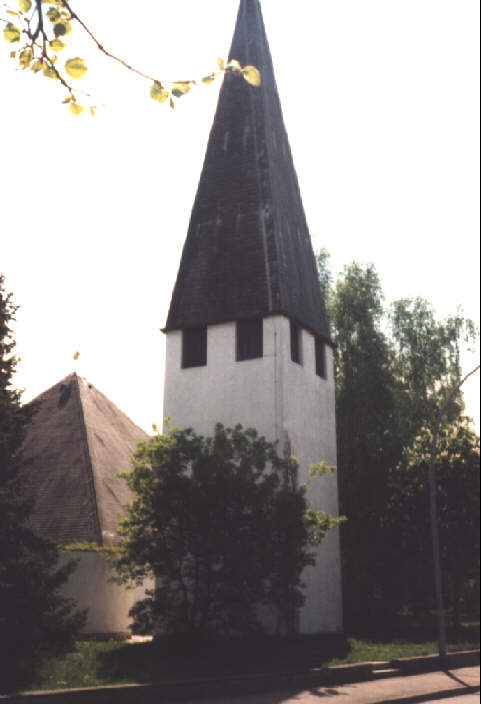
(325, 261, 401, 624)
(386, 422, 480, 627)
(317, 253, 479, 627)
(1, 0, 261, 114)
(389, 298, 477, 445)
(113, 423, 340, 637)
(0, 274, 84, 689)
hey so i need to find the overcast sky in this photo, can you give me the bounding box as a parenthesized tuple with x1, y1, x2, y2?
(1, 0, 479, 433)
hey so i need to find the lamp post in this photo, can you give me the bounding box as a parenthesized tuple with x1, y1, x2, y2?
(428, 364, 480, 659)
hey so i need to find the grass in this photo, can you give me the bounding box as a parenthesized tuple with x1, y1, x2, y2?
(328, 636, 479, 666)
(24, 622, 479, 692)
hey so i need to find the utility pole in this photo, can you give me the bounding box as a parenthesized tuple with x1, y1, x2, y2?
(428, 364, 480, 659)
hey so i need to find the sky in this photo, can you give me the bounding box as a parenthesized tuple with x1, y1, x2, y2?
(1, 0, 480, 433)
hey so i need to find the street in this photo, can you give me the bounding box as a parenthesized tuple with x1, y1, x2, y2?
(173, 666, 480, 704)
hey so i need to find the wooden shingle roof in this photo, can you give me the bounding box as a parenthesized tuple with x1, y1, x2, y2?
(21, 373, 148, 547)
(165, 0, 330, 341)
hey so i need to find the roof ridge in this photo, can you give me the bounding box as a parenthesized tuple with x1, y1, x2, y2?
(72, 374, 103, 545)
(77, 376, 150, 438)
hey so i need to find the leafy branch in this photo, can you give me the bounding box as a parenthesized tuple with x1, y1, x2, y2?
(2, 0, 261, 115)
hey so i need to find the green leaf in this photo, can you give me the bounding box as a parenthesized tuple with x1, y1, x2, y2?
(65, 57, 87, 79)
(243, 65, 261, 87)
(30, 59, 44, 72)
(53, 21, 72, 37)
(89, 106, 96, 117)
(4, 23, 21, 43)
(169, 97, 175, 110)
(19, 47, 33, 67)
(150, 81, 169, 104)
(18, 0, 32, 12)
(217, 57, 225, 71)
(49, 38, 66, 51)
(43, 65, 58, 79)
(69, 102, 84, 116)
(171, 82, 191, 98)
(46, 7, 61, 21)
(202, 75, 215, 86)
(10, 50, 17, 58)
(6, 10, 19, 17)
(61, 95, 72, 103)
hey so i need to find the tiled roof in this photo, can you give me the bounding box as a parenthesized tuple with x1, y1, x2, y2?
(21, 373, 149, 547)
(165, 0, 330, 341)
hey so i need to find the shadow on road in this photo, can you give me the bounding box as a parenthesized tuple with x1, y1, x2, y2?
(307, 687, 348, 697)
(443, 669, 479, 690)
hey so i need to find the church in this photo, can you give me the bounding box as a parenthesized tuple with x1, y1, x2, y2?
(23, 0, 342, 636)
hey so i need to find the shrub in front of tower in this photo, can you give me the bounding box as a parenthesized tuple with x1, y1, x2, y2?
(112, 424, 341, 637)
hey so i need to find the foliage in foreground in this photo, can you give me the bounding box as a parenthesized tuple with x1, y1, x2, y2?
(2, 0, 261, 114)
(0, 274, 85, 690)
(113, 424, 341, 637)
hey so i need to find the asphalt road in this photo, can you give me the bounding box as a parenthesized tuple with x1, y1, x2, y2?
(175, 666, 480, 704)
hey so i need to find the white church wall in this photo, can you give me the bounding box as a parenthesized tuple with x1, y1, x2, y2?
(277, 322, 342, 633)
(60, 551, 154, 635)
(163, 319, 278, 438)
(163, 315, 343, 635)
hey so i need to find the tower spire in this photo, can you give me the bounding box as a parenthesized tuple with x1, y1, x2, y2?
(163, 0, 342, 635)
(165, 0, 329, 341)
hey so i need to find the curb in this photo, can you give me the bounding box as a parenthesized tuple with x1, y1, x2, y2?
(1, 649, 479, 702)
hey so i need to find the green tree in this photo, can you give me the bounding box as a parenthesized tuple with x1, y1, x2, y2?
(386, 422, 480, 626)
(0, 274, 84, 689)
(390, 298, 477, 443)
(317, 253, 479, 627)
(113, 423, 340, 637)
(325, 261, 400, 624)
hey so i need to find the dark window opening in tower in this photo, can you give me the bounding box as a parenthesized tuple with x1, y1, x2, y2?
(236, 318, 263, 361)
(290, 321, 302, 365)
(182, 326, 207, 368)
(315, 338, 326, 379)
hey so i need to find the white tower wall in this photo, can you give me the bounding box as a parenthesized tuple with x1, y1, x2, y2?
(163, 315, 342, 634)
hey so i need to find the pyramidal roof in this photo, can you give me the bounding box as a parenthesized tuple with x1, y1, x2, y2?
(165, 0, 330, 341)
(21, 373, 149, 547)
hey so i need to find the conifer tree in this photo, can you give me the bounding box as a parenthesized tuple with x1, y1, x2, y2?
(0, 275, 84, 690)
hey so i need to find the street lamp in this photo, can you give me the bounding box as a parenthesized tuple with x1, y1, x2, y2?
(428, 364, 480, 659)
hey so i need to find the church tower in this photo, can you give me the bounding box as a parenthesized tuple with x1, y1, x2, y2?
(163, 0, 342, 634)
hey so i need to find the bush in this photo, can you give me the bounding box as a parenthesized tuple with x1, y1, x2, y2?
(113, 424, 339, 637)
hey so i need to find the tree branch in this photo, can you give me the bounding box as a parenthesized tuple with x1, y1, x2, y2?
(31, 0, 42, 43)
(60, 0, 189, 86)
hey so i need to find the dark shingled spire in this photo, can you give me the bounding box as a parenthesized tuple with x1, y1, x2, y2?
(165, 0, 330, 341)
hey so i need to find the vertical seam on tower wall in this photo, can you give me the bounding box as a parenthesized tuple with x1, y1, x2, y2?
(273, 324, 278, 439)
(274, 318, 285, 446)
